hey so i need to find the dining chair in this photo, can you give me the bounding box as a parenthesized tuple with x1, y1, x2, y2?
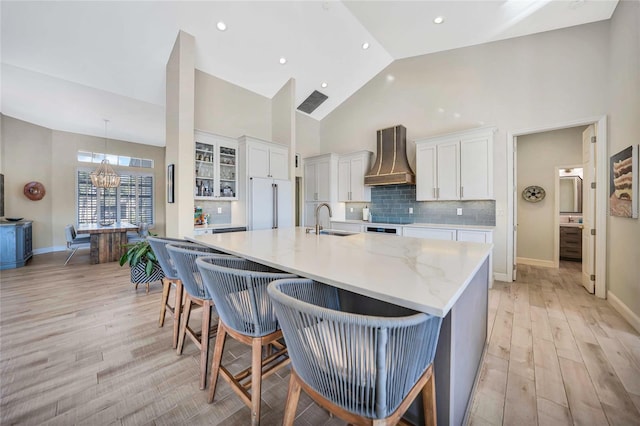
(166, 242, 236, 390)
(64, 224, 90, 265)
(196, 257, 297, 425)
(268, 278, 443, 426)
(147, 236, 191, 348)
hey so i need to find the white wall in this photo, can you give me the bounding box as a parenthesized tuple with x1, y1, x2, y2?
(517, 127, 584, 263)
(607, 0, 640, 321)
(317, 21, 610, 279)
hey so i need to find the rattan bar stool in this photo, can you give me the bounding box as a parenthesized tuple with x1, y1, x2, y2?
(167, 242, 236, 390)
(268, 278, 443, 426)
(147, 236, 191, 348)
(196, 257, 297, 425)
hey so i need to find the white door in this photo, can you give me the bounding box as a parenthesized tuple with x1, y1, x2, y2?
(416, 144, 437, 200)
(437, 140, 459, 200)
(274, 179, 293, 228)
(247, 144, 270, 178)
(349, 157, 366, 201)
(582, 125, 596, 293)
(460, 136, 492, 199)
(269, 147, 289, 179)
(513, 138, 518, 281)
(337, 159, 351, 201)
(249, 177, 274, 230)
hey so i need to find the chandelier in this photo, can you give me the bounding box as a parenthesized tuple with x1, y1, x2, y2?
(90, 119, 120, 188)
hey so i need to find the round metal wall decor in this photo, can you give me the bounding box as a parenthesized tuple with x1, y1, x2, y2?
(24, 181, 46, 201)
(522, 185, 545, 202)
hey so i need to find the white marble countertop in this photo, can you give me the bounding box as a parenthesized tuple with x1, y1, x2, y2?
(194, 223, 246, 230)
(331, 219, 495, 231)
(190, 227, 492, 317)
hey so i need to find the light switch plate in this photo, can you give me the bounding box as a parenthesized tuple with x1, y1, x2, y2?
(409, 207, 413, 214)
(350, 207, 353, 212)
(217, 207, 222, 214)
(457, 208, 463, 216)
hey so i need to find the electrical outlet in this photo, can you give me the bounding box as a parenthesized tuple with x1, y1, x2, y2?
(457, 208, 463, 216)
(409, 207, 413, 214)
(217, 207, 222, 214)
(350, 207, 353, 213)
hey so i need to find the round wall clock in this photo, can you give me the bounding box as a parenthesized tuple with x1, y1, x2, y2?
(522, 185, 545, 202)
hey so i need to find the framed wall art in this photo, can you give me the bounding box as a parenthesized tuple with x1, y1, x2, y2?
(609, 145, 638, 218)
(167, 164, 175, 204)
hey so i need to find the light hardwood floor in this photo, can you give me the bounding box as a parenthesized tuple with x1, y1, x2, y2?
(1, 253, 639, 425)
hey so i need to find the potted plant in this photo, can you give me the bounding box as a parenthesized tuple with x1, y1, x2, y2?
(119, 238, 165, 293)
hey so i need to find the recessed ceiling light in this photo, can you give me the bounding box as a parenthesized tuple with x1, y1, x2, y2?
(321, 82, 328, 88)
(433, 16, 444, 24)
(386, 74, 395, 82)
(216, 21, 227, 31)
(279, 57, 287, 65)
(362, 42, 370, 50)
(453, 112, 461, 119)
(437, 107, 445, 113)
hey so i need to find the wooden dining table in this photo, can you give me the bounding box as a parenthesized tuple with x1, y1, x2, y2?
(77, 222, 139, 264)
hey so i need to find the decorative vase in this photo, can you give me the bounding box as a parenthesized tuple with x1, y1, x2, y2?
(130, 261, 165, 293)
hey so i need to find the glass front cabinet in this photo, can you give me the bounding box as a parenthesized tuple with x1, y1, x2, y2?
(195, 131, 238, 200)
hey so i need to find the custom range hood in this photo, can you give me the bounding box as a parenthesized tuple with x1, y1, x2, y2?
(364, 125, 416, 186)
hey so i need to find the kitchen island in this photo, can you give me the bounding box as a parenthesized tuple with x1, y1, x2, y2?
(190, 227, 492, 426)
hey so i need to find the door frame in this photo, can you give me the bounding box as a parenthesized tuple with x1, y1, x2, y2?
(506, 115, 607, 299)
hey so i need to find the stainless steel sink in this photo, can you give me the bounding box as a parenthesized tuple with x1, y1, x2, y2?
(306, 229, 357, 237)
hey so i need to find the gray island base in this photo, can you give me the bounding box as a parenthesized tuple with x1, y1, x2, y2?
(191, 227, 492, 426)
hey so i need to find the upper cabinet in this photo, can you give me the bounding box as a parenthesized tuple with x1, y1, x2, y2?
(195, 131, 238, 200)
(304, 153, 337, 202)
(239, 136, 289, 180)
(338, 151, 373, 202)
(415, 127, 495, 201)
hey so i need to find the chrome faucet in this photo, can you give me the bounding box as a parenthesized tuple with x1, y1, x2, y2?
(315, 203, 332, 235)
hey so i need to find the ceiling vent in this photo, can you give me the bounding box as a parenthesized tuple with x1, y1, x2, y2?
(297, 90, 328, 114)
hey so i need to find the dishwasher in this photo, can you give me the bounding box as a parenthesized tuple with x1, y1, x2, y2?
(363, 224, 402, 235)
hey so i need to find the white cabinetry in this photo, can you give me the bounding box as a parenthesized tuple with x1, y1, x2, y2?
(239, 136, 289, 179)
(304, 154, 336, 202)
(338, 151, 373, 202)
(331, 221, 363, 233)
(303, 154, 338, 227)
(457, 229, 492, 243)
(403, 226, 456, 241)
(194, 131, 238, 200)
(415, 127, 495, 201)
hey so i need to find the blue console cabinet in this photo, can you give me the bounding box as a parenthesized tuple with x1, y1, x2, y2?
(1, 220, 33, 270)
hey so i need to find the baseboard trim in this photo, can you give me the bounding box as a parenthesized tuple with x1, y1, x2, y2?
(494, 272, 510, 283)
(516, 257, 556, 268)
(33, 246, 67, 255)
(608, 291, 640, 334)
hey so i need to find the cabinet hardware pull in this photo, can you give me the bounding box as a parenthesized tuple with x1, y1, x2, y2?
(460, 186, 464, 198)
(433, 188, 436, 198)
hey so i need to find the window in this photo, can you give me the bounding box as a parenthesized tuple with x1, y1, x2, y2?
(77, 169, 154, 225)
(77, 151, 154, 169)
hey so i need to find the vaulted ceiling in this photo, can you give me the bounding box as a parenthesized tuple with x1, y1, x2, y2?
(1, 1, 618, 146)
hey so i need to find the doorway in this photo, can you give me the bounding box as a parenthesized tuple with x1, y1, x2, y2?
(507, 116, 607, 299)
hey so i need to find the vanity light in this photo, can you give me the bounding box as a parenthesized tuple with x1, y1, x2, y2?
(216, 21, 227, 31)
(321, 82, 328, 88)
(433, 16, 444, 24)
(279, 57, 287, 65)
(362, 42, 370, 50)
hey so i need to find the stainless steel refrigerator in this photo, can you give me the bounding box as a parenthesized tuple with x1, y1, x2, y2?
(248, 177, 293, 230)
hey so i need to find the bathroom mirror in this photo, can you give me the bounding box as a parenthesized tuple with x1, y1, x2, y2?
(559, 175, 583, 213)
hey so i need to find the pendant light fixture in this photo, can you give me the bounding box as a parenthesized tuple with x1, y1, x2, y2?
(90, 119, 120, 188)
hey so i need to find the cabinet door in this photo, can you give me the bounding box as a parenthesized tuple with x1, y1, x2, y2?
(460, 136, 492, 199)
(304, 163, 317, 201)
(416, 144, 437, 200)
(247, 143, 270, 178)
(349, 156, 370, 202)
(403, 227, 456, 241)
(337, 159, 351, 201)
(269, 146, 289, 179)
(457, 230, 489, 243)
(315, 160, 331, 201)
(437, 141, 459, 200)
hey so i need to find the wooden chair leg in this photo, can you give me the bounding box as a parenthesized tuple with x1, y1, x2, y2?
(282, 373, 302, 426)
(423, 370, 437, 426)
(199, 300, 212, 390)
(251, 337, 263, 426)
(207, 320, 227, 403)
(159, 278, 171, 327)
(177, 295, 192, 355)
(172, 282, 183, 349)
